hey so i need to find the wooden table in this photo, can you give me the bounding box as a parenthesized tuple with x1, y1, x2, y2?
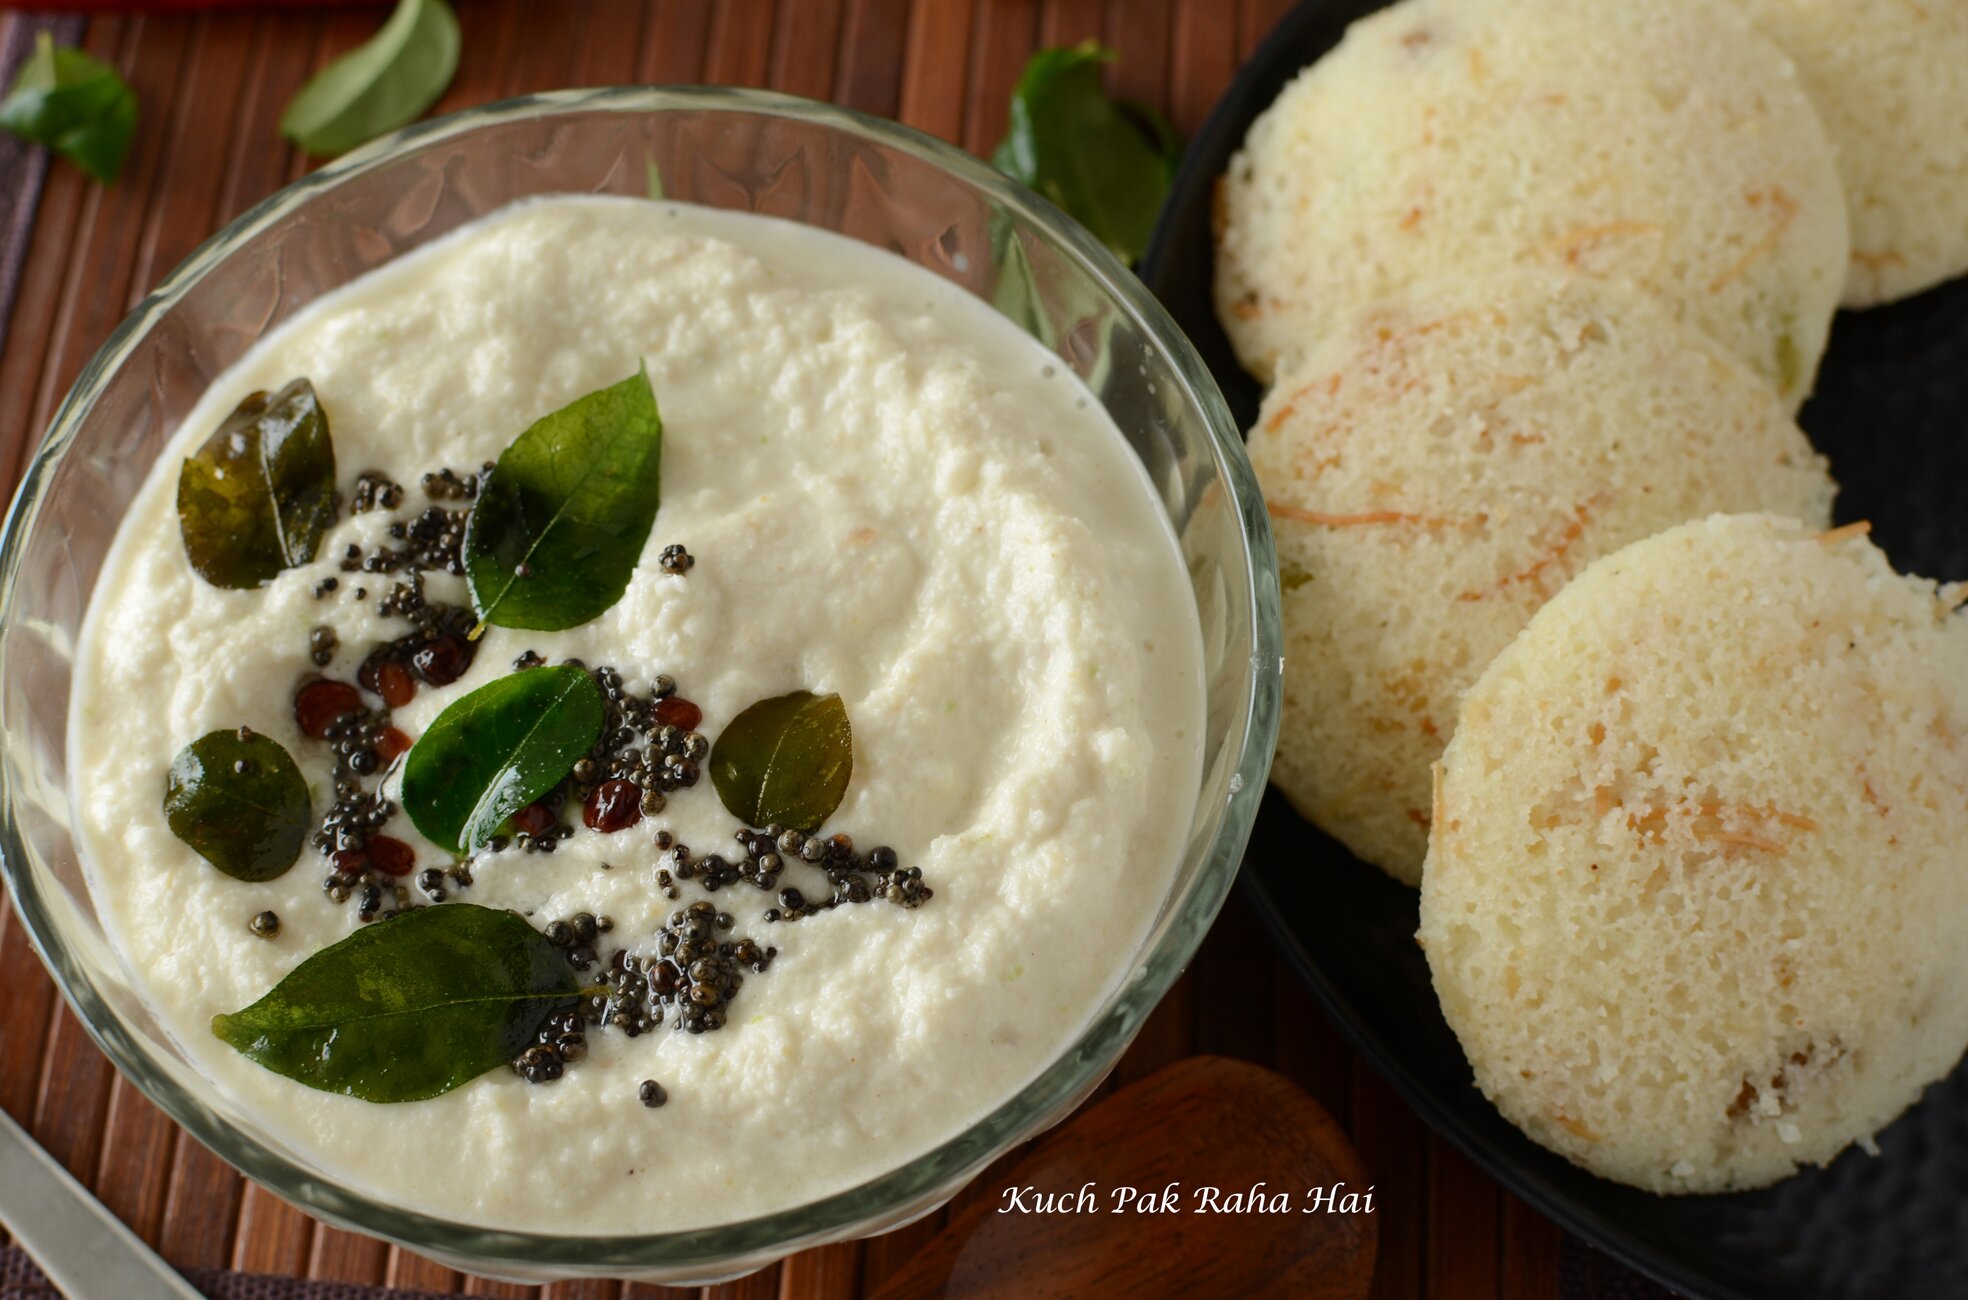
(0, 2, 1602, 1296)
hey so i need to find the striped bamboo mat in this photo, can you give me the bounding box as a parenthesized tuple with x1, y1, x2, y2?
(0, 3, 1672, 1297)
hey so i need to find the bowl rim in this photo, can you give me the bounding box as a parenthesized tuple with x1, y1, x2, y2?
(0, 85, 1282, 1270)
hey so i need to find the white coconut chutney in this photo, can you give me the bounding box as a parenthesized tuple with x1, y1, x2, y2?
(68, 196, 1206, 1232)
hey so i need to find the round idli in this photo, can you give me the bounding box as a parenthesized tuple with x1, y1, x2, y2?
(1732, 0, 1968, 306)
(1256, 273, 1834, 885)
(1215, 0, 1848, 408)
(1421, 514, 1968, 1193)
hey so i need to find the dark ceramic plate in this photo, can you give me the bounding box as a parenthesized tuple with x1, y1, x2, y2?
(1138, 3, 1968, 1297)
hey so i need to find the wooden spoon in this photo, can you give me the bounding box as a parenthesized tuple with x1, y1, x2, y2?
(871, 1056, 1377, 1300)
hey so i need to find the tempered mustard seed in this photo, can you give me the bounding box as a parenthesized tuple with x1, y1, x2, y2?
(286, 504, 488, 921)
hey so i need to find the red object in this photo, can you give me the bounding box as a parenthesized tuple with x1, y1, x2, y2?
(653, 696, 702, 731)
(365, 835, 415, 876)
(374, 726, 412, 764)
(583, 779, 643, 834)
(292, 678, 361, 739)
(329, 834, 415, 879)
(358, 649, 421, 708)
(411, 633, 469, 686)
(510, 801, 558, 838)
(375, 660, 416, 708)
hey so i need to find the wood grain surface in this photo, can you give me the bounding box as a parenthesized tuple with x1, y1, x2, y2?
(867, 1058, 1377, 1300)
(0, 2, 1575, 1296)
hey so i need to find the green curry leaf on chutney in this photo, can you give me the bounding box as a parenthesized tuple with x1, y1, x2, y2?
(212, 904, 581, 1103)
(177, 379, 340, 590)
(463, 366, 664, 633)
(400, 664, 605, 855)
(163, 727, 311, 883)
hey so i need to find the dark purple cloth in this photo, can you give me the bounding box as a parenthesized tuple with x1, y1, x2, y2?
(2, 1241, 461, 1300)
(1, 1238, 1688, 1298)
(0, 12, 83, 360)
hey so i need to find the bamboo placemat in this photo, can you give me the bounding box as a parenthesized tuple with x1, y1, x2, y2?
(0, 3, 1674, 1297)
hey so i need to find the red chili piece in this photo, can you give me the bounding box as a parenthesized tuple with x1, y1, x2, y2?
(511, 802, 559, 838)
(293, 679, 362, 739)
(374, 660, 416, 708)
(583, 779, 644, 834)
(365, 835, 416, 877)
(358, 652, 419, 708)
(374, 727, 413, 764)
(653, 696, 701, 730)
(412, 634, 469, 686)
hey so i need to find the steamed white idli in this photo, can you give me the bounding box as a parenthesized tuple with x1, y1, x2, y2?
(1256, 273, 1835, 884)
(1733, 0, 1968, 305)
(1421, 514, 1968, 1192)
(1216, 0, 1848, 408)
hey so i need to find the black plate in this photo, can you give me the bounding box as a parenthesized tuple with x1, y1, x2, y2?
(1139, 4, 1968, 1297)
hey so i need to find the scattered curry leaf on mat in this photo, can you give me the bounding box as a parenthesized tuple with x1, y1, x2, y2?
(710, 690, 853, 834)
(212, 904, 580, 1102)
(0, 31, 137, 184)
(463, 365, 664, 632)
(400, 664, 604, 854)
(992, 41, 1183, 266)
(280, 0, 460, 158)
(176, 378, 339, 590)
(164, 727, 310, 883)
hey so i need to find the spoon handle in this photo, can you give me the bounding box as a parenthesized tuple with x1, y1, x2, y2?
(0, 1105, 204, 1300)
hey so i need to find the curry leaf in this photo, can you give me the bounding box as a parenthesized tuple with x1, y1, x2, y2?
(177, 378, 339, 590)
(280, 0, 460, 158)
(463, 366, 663, 632)
(164, 728, 310, 883)
(991, 225, 1052, 348)
(0, 32, 137, 184)
(710, 691, 853, 835)
(991, 42, 1182, 266)
(401, 665, 603, 854)
(212, 904, 579, 1103)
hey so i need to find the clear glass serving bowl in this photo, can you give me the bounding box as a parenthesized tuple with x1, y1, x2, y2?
(0, 88, 1280, 1284)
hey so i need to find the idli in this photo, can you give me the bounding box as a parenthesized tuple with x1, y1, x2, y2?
(1421, 514, 1968, 1192)
(1257, 273, 1834, 884)
(1216, 0, 1848, 408)
(1733, 0, 1968, 305)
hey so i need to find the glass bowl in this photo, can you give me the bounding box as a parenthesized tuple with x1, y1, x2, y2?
(0, 88, 1279, 1284)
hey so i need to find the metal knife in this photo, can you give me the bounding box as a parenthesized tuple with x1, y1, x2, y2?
(0, 1104, 204, 1299)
